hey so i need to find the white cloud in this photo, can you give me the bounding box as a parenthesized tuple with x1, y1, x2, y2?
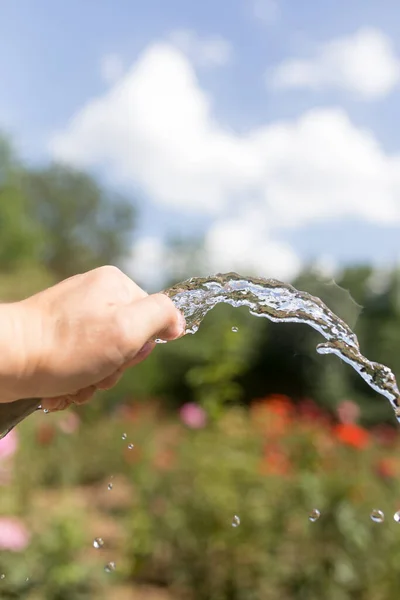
(269, 28, 400, 100)
(203, 211, 301, 281)
(168, 29, 232, 67)
(127, 236, 167, 290)
(100, 53, 125, 84)
(128, 213, 301, 290)
(50, 39, 400, 235)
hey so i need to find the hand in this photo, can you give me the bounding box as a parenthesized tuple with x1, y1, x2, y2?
(11, 266, 185, 411)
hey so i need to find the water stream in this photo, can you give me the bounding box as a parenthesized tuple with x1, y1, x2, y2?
(163, 272, 400, 424)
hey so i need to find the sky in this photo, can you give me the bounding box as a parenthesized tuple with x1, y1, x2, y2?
(2, 0, 400, 287)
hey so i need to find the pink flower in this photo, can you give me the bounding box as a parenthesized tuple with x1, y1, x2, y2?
(58, 411, 80, 434)
(0, 430, 18, 461)
(337, 400, 360, 424)
(179, 403, 207, 429)
(0, 517, 30, 551)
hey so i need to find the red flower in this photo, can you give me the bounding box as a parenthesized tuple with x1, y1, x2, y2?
(375, 457, 399, 480)
(333, 423, 369, 450)
(267, 394, 293, 416)
(373, 425, 398, 448)
(251, 394, 293, 437)
(298, 398, 327, 425)
(260, 442, 292, 476)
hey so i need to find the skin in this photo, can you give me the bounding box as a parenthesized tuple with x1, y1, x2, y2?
(0, 266, 185, 412)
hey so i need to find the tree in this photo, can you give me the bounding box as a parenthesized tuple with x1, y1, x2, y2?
(0, 136, 43, 272)
(23, 164, 136, 279)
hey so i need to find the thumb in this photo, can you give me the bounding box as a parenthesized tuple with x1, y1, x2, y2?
(118, 293, 186, 357)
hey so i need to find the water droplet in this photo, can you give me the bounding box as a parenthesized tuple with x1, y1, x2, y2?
(308, 508, 321, 522)
(128, 443, 134, 450)
(232, 515, 240, 527)
(43, 408, 49, 414)
(121, 433, 127, 440)
(0, 574, 5, 580)
(370, 509, 385, 523)
(155, 338, 167, 344)
(394, 511, 400, 523)
(107, 483, 113, 491)
(93, 537, 104, 549)
(231, 326, 239, 333)
(104, 561, 116, 573)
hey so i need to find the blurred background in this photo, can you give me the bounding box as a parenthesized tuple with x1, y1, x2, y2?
(2, 0, 400, 598)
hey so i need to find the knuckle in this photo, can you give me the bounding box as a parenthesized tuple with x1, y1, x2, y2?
(94, 265, 123, 282)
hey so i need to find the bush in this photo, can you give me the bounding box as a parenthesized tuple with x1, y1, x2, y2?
(2, 397, 400, 599)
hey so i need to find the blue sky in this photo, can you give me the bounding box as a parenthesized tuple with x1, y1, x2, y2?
(2, 0, 400, 285)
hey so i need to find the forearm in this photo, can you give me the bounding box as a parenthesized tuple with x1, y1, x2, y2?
(0, 302, 33, 403)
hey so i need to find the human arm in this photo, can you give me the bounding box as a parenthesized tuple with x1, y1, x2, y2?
(0, 266, 185, 411)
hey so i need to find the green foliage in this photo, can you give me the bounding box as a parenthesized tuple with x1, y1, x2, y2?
(23, 164, 136, 279)
(0, 510, 102, 599)
(0, 137, 43, 271)
(122, 409, 400, 600)
(5, 404, 400, 600)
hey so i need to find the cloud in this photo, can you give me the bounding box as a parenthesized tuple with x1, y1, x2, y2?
(100, 53, 125, 84)
(127, 236, 168, 289)
(203, 211, 301, 281)
(168, 29, 232, 68)
(128, 213, 301, 290)
(50, 40, 400, 232)
(269, 28, 400, 100)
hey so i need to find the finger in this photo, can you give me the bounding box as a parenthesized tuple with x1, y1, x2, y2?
(97, 342, 155, 389)
(41, 396, 72, 412)
(118, 294, 185, 359)
(96, 369, 124, 390)
(124, 341, 155, 367)
(70, 386, 97, 405)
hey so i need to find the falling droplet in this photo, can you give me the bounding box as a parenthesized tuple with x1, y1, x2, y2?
(0, 574, 5, 580)
(107, 483, 113, 491)
(231, 326, 239, 333)
(308, 508, 321, 522)
(121, 433, 127, 440)
(128, 443, 134, 450)
(93, 537, 104, 549)
(394, 511, 400, 523)
(43, 408, 49, 414)
(104, 562, 116, 573)
(370, 509, 385, 523)
(232, 515, 240, 527)
(155, 338, 167, 344)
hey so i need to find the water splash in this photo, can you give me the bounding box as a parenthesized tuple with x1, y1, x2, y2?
(104, 562, 116, 573)
(164, 272, 400, 423)
(370, 509, 385, 523)
(308, 508, 321, 522)
(232, 515, 241, 527)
